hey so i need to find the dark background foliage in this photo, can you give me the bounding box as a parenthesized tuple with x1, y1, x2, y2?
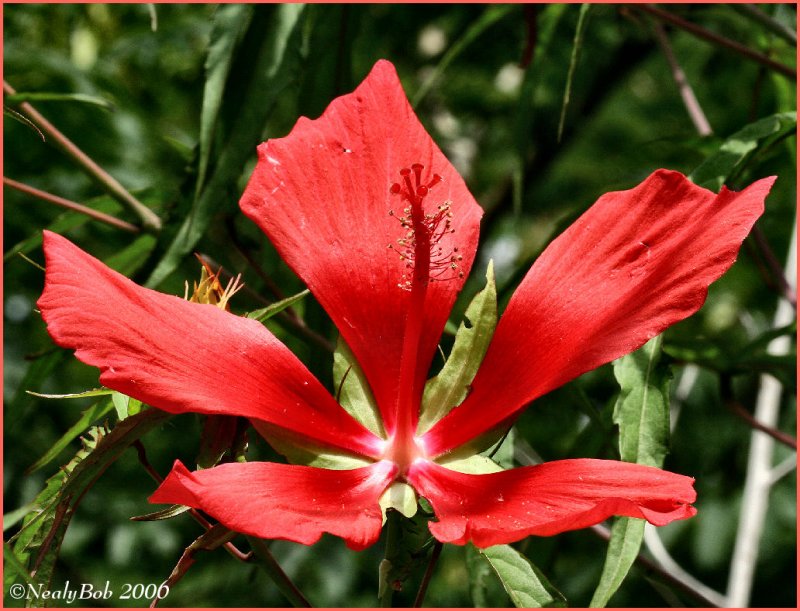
(4, 3, 796, 608)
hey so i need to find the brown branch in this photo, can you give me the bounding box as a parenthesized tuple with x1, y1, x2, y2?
(3, 80, 162, 230)
(4, 176, 140, 233)
(724, 398, 797, 450)
(650, 21, 713, 136)
(750, 225, 797, 308)
(635, 5, 796, 80)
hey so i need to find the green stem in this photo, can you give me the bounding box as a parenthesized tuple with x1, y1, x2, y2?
(4, 176, 140, 233)
(246, 536, 311, 607)
(379, 510, 402, 607)
(3, 80, 162, 231)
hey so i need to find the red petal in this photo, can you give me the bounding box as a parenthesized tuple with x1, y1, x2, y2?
(407, 459, 696, 547)
(37, 231, 382, 457)
(240, 60, 482, 435)
(150, 459, 397, 550)
(423, 171, 774, 455)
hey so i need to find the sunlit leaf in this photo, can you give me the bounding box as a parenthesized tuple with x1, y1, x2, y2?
(690, 112, 796, 190)
(5, 92, 114, 110)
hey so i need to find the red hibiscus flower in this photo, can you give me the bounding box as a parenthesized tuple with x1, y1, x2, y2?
(37, 60, 774, 551)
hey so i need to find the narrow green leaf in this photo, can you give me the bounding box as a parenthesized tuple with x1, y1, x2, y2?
(418, 260, 497, 434)
(4, 503, 37, 533)
(413, 5, 514, 108)
(103, 233, 157, 276)
(5, 92, 114, 110)
(590, 336, 671, 608)
(333, 335, 385, 437)
(146, 4, 307, 288)
(589, 518, 645, 608)
(557, 4, 591, 143)
(3, 541, 35, 589)
(26, 397, 115, 473)
(690, 112, 796, 190)
(246, 289, 310, 322)
(130, 504, 191, 522)
(196, 4, 254, 197)
(26, 388, 114, 400)
(475, 544, 566, 608)
(612, 335, 670, 467)
(111, 391, 131, 420)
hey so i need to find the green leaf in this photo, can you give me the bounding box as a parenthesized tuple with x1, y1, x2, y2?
(378, 482, 418, 521)
(5, 92, 114, 110)
(612, 335, 671, 467)
(418, 260, 497, 433)
(589, 517, 646, 608)
(246, 289, 310, 322)
(196, 4, 254, 197)
(333, 335, 385, 438)
(690, 112, 796, 190)
(437, 454, 503, 475)
(473, 544, 566, 608)
(258, 424, 371, 470)
(146, 4, 307, 288)
(590, 336, 671, 607)
(6, 408, 172, 601)
(103, 233, 157, 276)
(557, 4, 591, 142)
(26, 396, 115, 473)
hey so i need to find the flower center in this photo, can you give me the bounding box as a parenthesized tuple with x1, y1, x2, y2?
(388, 163, 463, 291)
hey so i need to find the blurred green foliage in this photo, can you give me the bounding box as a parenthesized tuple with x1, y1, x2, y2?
(4, 3, 796, 608)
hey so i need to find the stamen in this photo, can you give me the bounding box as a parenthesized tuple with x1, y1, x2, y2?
(387, 163, 463, 289)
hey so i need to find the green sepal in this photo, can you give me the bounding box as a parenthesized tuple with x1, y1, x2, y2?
(255, 422, 371, 470)
(333, 336, 385, 438)
(379, 482, 418, 522)
(111, 391, 142, 421)
(437, 454, 504, 475)
(418, 260, 497, 434)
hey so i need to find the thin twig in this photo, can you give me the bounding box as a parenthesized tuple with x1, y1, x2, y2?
(3, 80, 162, 230)
(722, 394, 796, 450)
(642, 524, 728, 607)
(750, 225, 797, 308)
(650, 21, 713, 136)
(731, 4, 797, 45)
(246, 536, 312, 607)
(726, 217, 796, 607)
(4, 176, 140, 233)
(635, 5, 796, 80)
(413, 541, 443, 607)
(133, 440, 252, 562)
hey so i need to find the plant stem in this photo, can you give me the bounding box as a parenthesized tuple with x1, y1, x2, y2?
(4, 176, 140, 233)
(379, 510, 402, 607)
(3, 80, 162, 231)
(635, 5, 796, 80)
(413, 541, 442, 607)
(246, 536, 311, 607)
